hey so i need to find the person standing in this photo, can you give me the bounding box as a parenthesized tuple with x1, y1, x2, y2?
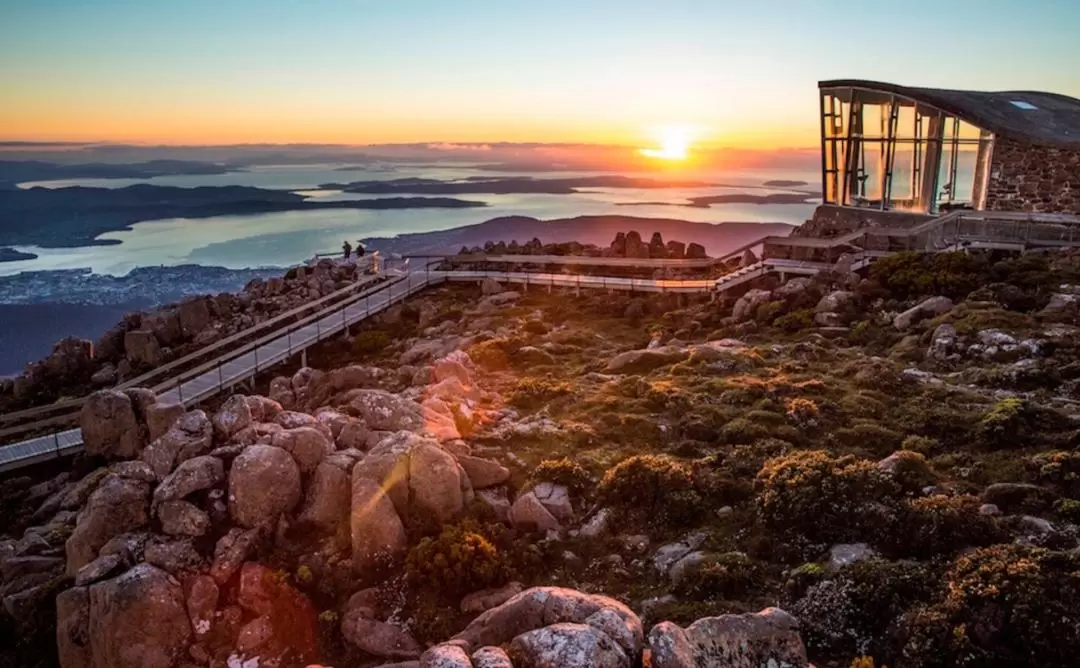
(342, 240, 352, 260)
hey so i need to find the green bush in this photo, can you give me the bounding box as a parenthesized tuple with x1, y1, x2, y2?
(468, 339, 511, 370)
(976, 397, 1035, 448)
(755, 300, 786, 324)
(774, 309, 815, 333)
(869, 251, 988, 301)
(1026, 450, 1080, 498)
(507, 377, 572, 409)
(755, 450, 901, 546)
(598, 455, 706, 529)
(532, 458, 593, 496)
(405, 522, 514, 599)
(794, 559, 937, 665)
(897, 544, 1080, 667)
(674, 552, 762, 601)
(890, 494, 1002, 559)
(353, 330, 390, 354)
(901, 435, 940, 456)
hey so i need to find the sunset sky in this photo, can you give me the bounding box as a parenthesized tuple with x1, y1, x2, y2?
(2, 0, 1078, 149)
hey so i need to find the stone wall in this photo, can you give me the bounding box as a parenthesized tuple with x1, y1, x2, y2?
(796, 204, 933, 237)
(985, 138, 1080, 214)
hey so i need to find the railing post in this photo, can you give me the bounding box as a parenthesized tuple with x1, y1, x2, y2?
(54, 432, 61, 458)
(316, 317, 321, 342)
(254, 346, 259, 373)
(217, 361, 224, 390)
(177, 381, 184, 405)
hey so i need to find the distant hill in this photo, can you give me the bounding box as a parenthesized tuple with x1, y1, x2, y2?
(0, 159, 236, 186)
(362, 214, 796, 257)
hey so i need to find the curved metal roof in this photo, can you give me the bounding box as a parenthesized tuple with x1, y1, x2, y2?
(819, 79, 1080, 148)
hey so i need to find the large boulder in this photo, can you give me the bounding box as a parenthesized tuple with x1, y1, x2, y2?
(341, 614, 423, 660)
(307, 364, 385, 407)
(409, 442, 466, 523)
(350, 476, 407, 572)
(211, 394, 252, 441)
(457, 455, 510, 489)
(228, 444, 302, 529)
(509, 492, 560, 532)
(270, 426, 333, 474)
(893, 296, 954, 331)
(66, 475, 151, 576)
(512, 622, 630, 667)
(648, 608, 807, 668)
(348, 389, 425, 432)
(81, 390, 143, 460)
(179, 297, 213, 339)
(141, 410, 213, 479)
(732, 289, 773, 322)
(123, 330, 163, 368)
(86, 564, 192, 668)
(452, 588, 643, 662)
(236, 562, 318, 664)
(152, 455, 224, 508)
(56, 586, 91, 668)
(145, 402, 185, 443)
(157, 500, 210, 536)
(299, 462, 350, 533)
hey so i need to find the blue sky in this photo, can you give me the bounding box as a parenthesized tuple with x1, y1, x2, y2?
(2, 0, 1078, 146)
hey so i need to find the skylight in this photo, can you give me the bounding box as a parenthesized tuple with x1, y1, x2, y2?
(1010, 100, 1039, 110)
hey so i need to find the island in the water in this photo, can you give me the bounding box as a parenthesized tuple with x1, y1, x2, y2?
(319, 175, 714, 195)
(0, 184, 486, 248)
(618, 193, 819, 208)
(0, 248, 37, 263)
(0, 159, 239, 187)
(762, 179, 810, 187)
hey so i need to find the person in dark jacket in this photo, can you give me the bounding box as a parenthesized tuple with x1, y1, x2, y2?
(342, 240, 352, 260)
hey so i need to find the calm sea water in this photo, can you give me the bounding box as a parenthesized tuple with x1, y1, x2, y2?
(5, 163, 819, 276)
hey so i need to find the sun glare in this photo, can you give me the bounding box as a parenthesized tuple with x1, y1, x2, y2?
(639, 125, 694, 161)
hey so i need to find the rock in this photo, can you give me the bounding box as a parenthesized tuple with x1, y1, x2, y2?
(75, 553, 124, 586)
(179, 297, 212, 338)
(61, 468, 110, 510)
(57, 586, 91, 668)
(141, 410, 214, 479)
(686, 242, 706, 259)
(481, 277, 505, 295)
(186, 574, 219, 637)
(212, 394, 253, 441)
(409, 442, 466, 522)
(210, 528, 261, 585)
(453, 587, 643, 661)
(476, 488, 511, 524)
(299, 462, 350, 532)
(271, 426, 333, 473)
(533, 482, 573, 521)
(269, 376, 297, 410)
(349, 389, 425, 431)
(66, 475, 150, 576)
(341, 613, 422, 659)
(926, 323, 959, 363)
(157, 499, 211, 536)
(668, 551, 709, 586)
(228, 444, 302, 528)
(648, 607, 807, 668)
(81, 390, 143, 460)
(351, 476, 407, 572)
(152, 455, 224, 507)
(516, 346, 556, 366)
(579, 508, 611, 538)
(236, 562, 318, 661)
(893, 296, 954, 330)
(512, 622, 630, 667)
(457, 455, 510, 489)
(337, 419, 372, 450)
(1019, 515, 1055, 534)
(472, 646, 513, 668)
(420, 644, 472, 667)
(144, 402, 185, 443)
(509, 492, 560, 532)
(124, 329, 163, 367)
(653, 532, 708, 576)
(826, 543, 878, 571)
(143, 536, 205, 575)
(980, 503, 1002, 516)
(246, 395, 284, 423)
(605, 346, 690, 373)
(91, 364, 118, 387)
(733, 289, 773, 322)
(461, 581, 525, 614)
(86, 564, 192, 668)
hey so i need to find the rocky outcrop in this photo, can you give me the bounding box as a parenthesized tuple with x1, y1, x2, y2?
(648, 608, 807, 668)
(228, 444, 302, 529)
(80, 390, 144, 460)
(65, 475, 151, 576)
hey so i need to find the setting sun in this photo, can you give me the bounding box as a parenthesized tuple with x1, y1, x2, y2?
(639, 125, 695, 161)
